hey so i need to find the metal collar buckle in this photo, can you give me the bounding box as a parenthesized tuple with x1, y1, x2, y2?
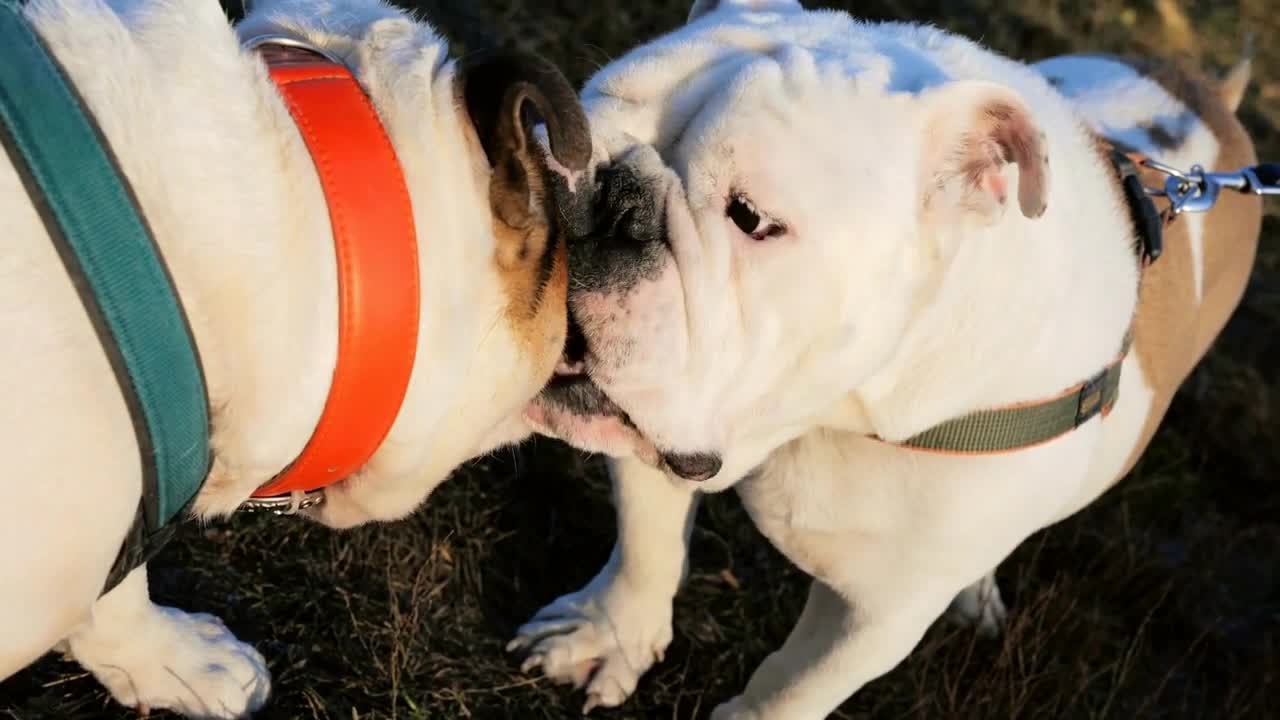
(1074, 371, 1107, 428)
(239, 489, 325, 515)
(241, 32, 346, 65)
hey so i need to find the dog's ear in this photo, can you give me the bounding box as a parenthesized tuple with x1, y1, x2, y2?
(456, 49, 592, 268)
(918, 81, 1050, 225)
(688, 0, 802, 24)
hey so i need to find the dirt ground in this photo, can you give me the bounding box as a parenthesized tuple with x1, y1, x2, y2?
(2, 1, 1278, 718)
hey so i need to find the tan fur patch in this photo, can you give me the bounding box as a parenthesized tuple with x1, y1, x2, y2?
(1113, 59, 1262, 475)
(491, 184, 570, 373)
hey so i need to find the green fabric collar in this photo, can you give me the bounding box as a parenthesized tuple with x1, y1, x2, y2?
(890, 333, 1132, 454)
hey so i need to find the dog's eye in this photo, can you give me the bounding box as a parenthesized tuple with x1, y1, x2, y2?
(727, 193, 785, 241)
(727, 195, 761, 234)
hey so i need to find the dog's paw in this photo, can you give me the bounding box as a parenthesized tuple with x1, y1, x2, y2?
(74, 607, 270, 719)
(710, 696, 761, 720)
(946, 572, 1007, 637)
(507, 580, 673, 713)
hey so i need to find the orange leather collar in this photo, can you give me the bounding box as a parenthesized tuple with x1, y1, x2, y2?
(249, 41, 419, 499)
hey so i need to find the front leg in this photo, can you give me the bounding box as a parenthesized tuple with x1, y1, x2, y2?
(508, 455, 698, 713)
(66, 564, 270, 718)
(712, 578, 954, 720)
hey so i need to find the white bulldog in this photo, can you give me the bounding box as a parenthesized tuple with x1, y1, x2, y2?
(0, 0, 590, 716)
(513, 0, 1262, 717)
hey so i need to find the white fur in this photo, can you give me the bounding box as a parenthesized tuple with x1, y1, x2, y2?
(1, 0, 563, 714)
(515, 2, 1221, 717)
(65, 568, 271, 717)
(508, 459, 696, 713)
(1034, 54, 1219, 300)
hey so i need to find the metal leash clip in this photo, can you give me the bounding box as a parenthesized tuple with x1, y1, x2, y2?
(1141, 159, 1280, 218)
(239, 489, 325, 515)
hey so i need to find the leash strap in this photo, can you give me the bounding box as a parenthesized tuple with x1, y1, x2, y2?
(0, 0, 209, 542)
(249, 42, 420, 498)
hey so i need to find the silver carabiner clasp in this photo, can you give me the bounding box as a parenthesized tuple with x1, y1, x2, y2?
(1148, 161, 1280, 218)
(1163, 166, 1222, 216)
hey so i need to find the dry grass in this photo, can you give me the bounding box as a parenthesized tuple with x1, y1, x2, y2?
(3, 1, 1278, 718)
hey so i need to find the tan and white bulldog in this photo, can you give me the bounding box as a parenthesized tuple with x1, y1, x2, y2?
(0, 0, 591, 716)
(511, 1, 1263, 717)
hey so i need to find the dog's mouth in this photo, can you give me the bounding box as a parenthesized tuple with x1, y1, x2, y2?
(552, 309, 590, 379)
(528, 314, 721, 482)
(538, 311, 632, 426)
(526, 311, 658, 461)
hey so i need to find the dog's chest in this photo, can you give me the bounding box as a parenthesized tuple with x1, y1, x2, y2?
(737, 436, 946, 578)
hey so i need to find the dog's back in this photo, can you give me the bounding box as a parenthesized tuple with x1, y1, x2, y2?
(1034, 53, 1263, 478)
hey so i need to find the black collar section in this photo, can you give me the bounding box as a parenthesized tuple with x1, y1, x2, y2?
(1109, 150, 1165, 265)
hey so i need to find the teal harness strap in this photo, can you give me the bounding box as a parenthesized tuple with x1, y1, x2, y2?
(0, 2, 210, 542)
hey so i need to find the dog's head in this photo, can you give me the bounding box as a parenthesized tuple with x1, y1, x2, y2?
(452, 46, 594, 432)
(529, 0, 1051, 487)
(242, 2, 594, 402)
(236, 0, 594, 524)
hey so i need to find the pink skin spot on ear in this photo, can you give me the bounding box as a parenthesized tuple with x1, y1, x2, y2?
(986, 102, 1047, 217)
(540, 147, 584, 193)
(984, 172, 1008, 205)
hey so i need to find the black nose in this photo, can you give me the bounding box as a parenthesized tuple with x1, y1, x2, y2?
(595, 163, 665, 247)
(661, 451, 722, 482)
(568, 161, 669, 294)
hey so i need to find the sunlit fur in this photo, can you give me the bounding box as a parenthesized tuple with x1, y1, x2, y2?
(0, 0, 569, 715)
(514, 1, 1261, 718)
